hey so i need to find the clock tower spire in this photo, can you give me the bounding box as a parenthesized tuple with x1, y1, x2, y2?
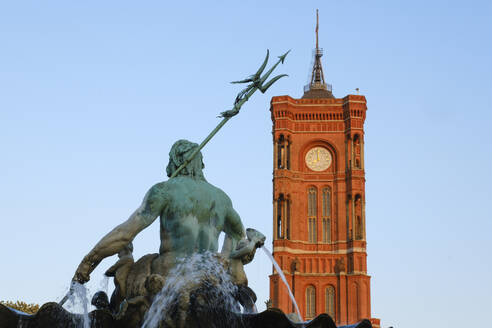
(303, 9, 334, 99)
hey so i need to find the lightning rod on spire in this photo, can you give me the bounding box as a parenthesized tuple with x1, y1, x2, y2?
(316, 9, 319, 50)
(302, 9, 334, 99)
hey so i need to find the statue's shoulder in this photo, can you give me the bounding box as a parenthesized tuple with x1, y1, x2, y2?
(144, 182, 170, 204)
(142, 182, 174, 214)
(204, 182, 233, 206)
(148, 181, 168, 194)
(149, 177, 199, 197)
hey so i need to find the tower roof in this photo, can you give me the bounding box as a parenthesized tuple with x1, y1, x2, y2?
(302, 10, 334, 99)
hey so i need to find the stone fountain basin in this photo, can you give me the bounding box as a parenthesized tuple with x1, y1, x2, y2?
(0, 302, 372, 328)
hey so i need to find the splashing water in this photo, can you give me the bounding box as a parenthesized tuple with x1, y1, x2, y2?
(261, 246, 303, 321)
(248, 294, 258, 314)
(142, 252, 239, 328)
(99, 275, 109, 296)
(64, 282, 91, 328)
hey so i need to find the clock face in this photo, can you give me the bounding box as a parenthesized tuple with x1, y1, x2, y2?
(305, 147, 332, 171)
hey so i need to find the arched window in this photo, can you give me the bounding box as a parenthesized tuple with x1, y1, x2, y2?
(356, 216, 362, 240)
(276, 135, 290, 170)
(322, 188, 330, 217)
(308, 187, 317, 217)
(308, 219, 316, 243)
(286, 198, 291, 240)
(354, 195, 363, 240)
(322, 219, 330, 243)
(277, 135, 284, 169)
(308, 187, 317, 243)
(286, 139, 291, 169)
(346, 198, 350, 240)
(353, 134, 361, 169)
(325, 286, 335, 320)
(277, 194, 291, 240)
(306, 285, 316, 319)
(277, 194, 284, 239)
(322, 188, 331, 243)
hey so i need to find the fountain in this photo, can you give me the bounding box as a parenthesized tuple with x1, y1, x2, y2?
(0, 50, 372, 328)
(261, 247, 302, 321)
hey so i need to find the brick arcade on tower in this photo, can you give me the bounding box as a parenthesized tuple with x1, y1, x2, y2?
(268, 11, 380, 328)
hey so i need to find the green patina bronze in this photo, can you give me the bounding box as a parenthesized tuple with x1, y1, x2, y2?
(72, 140, 245, 284)
(56, 50, 289, 327)
(170, 49, 290, 179)
(71, 50, 288, 285)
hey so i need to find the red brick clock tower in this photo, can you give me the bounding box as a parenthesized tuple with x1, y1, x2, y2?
(269, 12, 379, 327)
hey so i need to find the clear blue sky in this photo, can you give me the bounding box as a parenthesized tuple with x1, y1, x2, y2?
(1, 1, 491, 328)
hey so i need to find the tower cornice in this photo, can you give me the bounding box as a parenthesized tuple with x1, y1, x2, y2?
(271, 94, 367, 106)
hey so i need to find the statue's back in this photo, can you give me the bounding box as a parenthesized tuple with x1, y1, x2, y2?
(146, 176, 232, 273)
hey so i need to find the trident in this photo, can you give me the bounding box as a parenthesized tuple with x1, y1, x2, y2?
(170, 49, 290, 178)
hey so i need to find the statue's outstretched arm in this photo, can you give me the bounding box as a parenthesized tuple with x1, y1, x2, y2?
(73, 184, 165, 283)
(221, 204, 245, 258)
(230, 229, 266, 259)
(104, 257, 132, 277)
(229, 241, 254, 259)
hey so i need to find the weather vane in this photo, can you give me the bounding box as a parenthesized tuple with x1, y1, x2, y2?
(170, 49, 290, 178)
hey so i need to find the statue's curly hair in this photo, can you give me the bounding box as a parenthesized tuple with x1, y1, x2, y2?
(166, 139, 205, 179)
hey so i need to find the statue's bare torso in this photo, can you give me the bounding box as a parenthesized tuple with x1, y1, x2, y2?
(149, 176, 243, 276)
(73, 173, 244, 283)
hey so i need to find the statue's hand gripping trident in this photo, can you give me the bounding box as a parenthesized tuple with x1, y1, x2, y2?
(171, 49, 290, 178)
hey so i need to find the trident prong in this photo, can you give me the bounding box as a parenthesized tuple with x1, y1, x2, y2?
(256, 50, 291, 91)
(170, 49, 289, 179)
(220, 49, 290, 118)
(231, 50, 270, 85)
